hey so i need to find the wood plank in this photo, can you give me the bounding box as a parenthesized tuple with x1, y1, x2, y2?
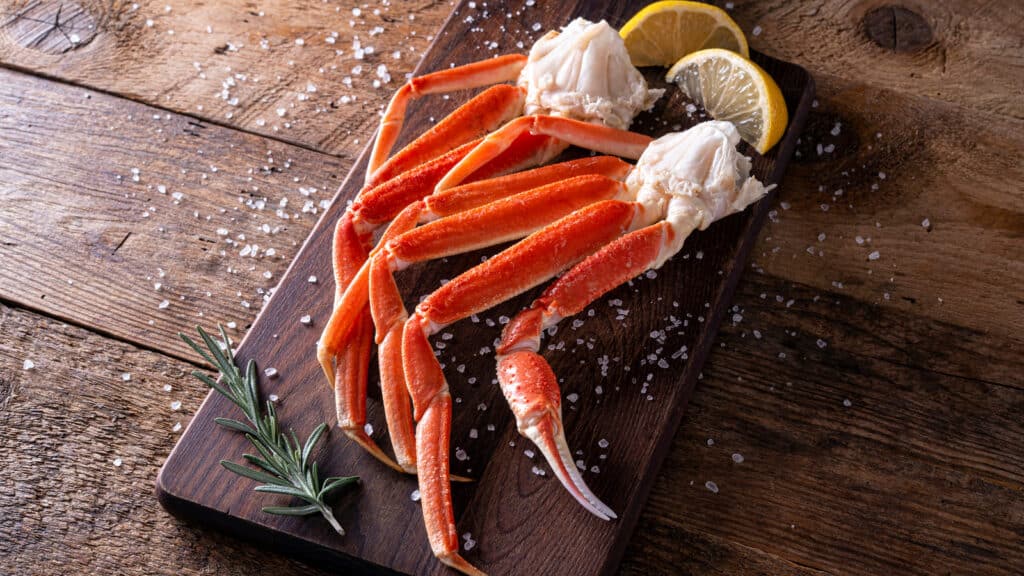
(156, 3, 815, 576)
(0, 303, 328, 576)
(751, 73, 1024, 353)
(0, 0, 449, 155)
(722, 0, 1024, 118)
(636, 272, 1024, 575)
(0, 66, 348, 361)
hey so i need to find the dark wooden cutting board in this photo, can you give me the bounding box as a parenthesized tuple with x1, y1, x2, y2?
(157, 1, 814, 574)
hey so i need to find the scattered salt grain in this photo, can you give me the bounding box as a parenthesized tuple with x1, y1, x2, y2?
(170, 400, 182, 411)
(732, 453, 744, 464)
(113, 457, 123, 467)
(300, 314, 312, 325)
(364, 423, 374, 436)
(172, 422, 182, 432)
(23, 359, 34, 370)
(455, 447, 468, 461)
(868, 251, 880, 261)
(816, 339, 828, 349)
(598, 438, 609, 449)
(706, 438, 714, 446)
(843, 398, 853, 407)
(158, 299, 170, 309)
(752, 25, 762, 36)
(921, 218, 931, 230)
(121, 373, 132, 382)
(308, 275, 318, 284)
(705, 480, 719, 493)
(264, 367, 278, 379)
(163, 384, 172, 392)
(410, 489, 421, 502)
(294, 38, 305, 46)
(524, 449, 535, 458)
(531, 465, 546, 476)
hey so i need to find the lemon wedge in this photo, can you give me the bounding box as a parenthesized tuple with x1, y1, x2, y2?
(667, 48, 788, 153)
(620, 1, 749, 67)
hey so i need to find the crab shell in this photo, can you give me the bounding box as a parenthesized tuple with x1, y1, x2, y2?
(518, 18, 664, 130)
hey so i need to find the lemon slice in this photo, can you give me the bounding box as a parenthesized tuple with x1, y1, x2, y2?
(620, 1, 749, 67)
(667, 48, 788, 153)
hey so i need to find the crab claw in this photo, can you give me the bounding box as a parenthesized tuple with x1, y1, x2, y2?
(497, 350, 616, 520)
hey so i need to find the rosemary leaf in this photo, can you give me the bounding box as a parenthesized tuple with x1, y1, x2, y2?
(262, 505, 321, 516)
(181, 326, 359, 536)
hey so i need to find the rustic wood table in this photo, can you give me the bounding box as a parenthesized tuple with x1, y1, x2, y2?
(1, 1, 1021, 575)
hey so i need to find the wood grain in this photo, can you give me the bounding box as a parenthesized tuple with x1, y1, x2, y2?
(749, 73, 1024, 363)
(156, 2, 815, 573)
(722, 0, 1024, 118)
(0, 0, 449, 155)
(639, 272, 1024, 575)
(0, 303, 322, 576)
(0, 66, 348, 361)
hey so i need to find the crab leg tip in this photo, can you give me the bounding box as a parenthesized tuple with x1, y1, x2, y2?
(526, 416, 617, 521)
(342, 428, 408, 475)
(440, 552, 489, 576)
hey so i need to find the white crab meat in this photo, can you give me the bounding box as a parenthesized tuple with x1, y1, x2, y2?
(627, 121, 769, 267)
(518, 18, 663, 131)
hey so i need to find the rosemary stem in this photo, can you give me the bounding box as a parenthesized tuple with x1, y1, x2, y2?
(319, 504, 346, 536)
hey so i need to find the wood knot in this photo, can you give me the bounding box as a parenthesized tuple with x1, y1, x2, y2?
(863, 6, 933, 53)
(4, 0, 99, 54)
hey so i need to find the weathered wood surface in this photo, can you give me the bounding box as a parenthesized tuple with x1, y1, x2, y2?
(0, 67, 349, 361)
(0, 0, 448, 155)
(1, 0, 1023, 575)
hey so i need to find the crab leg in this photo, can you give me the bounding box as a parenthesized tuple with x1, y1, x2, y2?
(354, 203, 425, 473)
(495, 221, 690, 518)
(422, 156, 631, 220)
(437, 115, 653, 191)
(402, 199, 637, 576)
(368, 55, 527, 182)
(369, 82, 522, 187)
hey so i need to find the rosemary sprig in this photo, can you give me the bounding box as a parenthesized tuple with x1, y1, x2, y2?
(180, 325, 358, 535)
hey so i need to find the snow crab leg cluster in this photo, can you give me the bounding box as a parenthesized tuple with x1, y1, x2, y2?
(317, 18, 770, 576)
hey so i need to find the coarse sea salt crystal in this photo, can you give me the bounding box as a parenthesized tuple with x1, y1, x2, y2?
(172, 422, 182, 432)
(264, 367, 278, 378)
(868, 251, 880, 261)
(122, 373, 131, 382)
(300, 314, 312, 325)
(843, 398, 853, 407)
(113, 457, 123, 467)
(23, 359, 35, 370)
(170, 400, 182, 411)
(158, 299, 170, 309)
(705, 480, 719, 493)
(364, 423, 374, 436)
(598, 438, 609, 449)
(163, 384, 172, 392)
(921, 218, 931, 229)
(410, 489, 421, 502)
